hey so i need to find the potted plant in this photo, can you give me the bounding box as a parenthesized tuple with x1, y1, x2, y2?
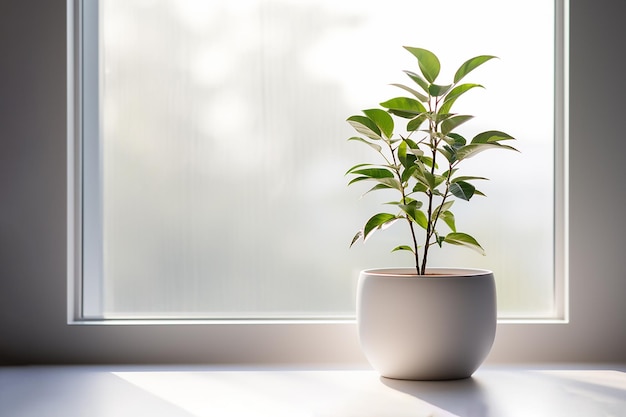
(346, 46, 518, 380)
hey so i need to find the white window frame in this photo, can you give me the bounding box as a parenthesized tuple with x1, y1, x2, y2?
(67, 0, 572, 364)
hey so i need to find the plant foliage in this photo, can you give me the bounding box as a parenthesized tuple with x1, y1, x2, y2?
(346, 46, 518, 275)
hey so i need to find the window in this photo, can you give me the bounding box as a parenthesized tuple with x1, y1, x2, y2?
(71, 0, 567, 321)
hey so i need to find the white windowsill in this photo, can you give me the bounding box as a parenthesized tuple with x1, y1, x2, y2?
(1, 364, 624, 417)
(66, 318, 569, 326)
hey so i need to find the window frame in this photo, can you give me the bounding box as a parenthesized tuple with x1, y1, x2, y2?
(66, 0, 572, 364)
(69, 0, 569, 324)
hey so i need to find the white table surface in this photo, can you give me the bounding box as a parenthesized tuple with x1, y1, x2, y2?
(1, 365, 625, 417)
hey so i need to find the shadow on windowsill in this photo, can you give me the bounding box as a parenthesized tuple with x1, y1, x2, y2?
(380, 375, 490, 417)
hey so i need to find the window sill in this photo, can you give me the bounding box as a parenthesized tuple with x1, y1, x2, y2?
(67, 317, 568, 326)
(1, 364, 624, 416)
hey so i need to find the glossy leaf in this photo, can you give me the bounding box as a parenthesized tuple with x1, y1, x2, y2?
(439, 146, 455, 163)
(397, 140, 408, 165)
(403, 70, 430, 93)
(349, 230, 363, 248)
(362, 183, 393, 196)
(347, 115, 382, 140)
(456, 142, 518, 160)
(413, 182, 428, 193)
(441, 211, 456, 232)
(435, 112, 455, 124)
(398, 142, 419, 171)
(450, 181, 475, 201)
(344, 163, 369, 175)
(444, 232, 485, 255)
(434, 200, 454, 217)
(428, 84, 452, 97)
(441, 115, 474, 136)
(392, 245, 415, 254)
(407, 113, 429, 131)
(400, 204, 428, 229)
(450, 175, 488, 183)
(375, 177, 404, 191)
(363, 213, 398, 241)
(453, 55, 497, 83)
(351, 167, 394, 179)
(348, 136, 382, 152)
(440, 83, 483, 114)
(347, 176, 372, 186)
(446, 133, 466, 147)
(363, 109, 394, 139)
(471, 130, 516, 143)
(423, 171, 437, 190)
(390, 83, 428, 102)
(404, 46, 441, 83)
(401, 164, 418, 182)
(428, 83, 452, 97)
(380, 97, 427, 119)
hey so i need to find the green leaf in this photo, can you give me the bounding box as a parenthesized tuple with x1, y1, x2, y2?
(362, 183, 393, 196)
(347, 176, 372, 186)
(441, 115, 474, 136)
(397, 140, 408, 165)
(428, 83, 452, 97)
(344, 163, 370, 175)
(435, 233, 446, 247)
(399, 204, 428, 229)
(407, 113, 428, 131)
(349, 230, 363, 248)
(450, 175, 488, 183)
(450, 181, 476, 201)
(347, 168, 401, 190)
(404, 46, 441, 83)
(441, 211, 456, 232)
(440, 83, 484, 114)
(435, 112, 454, 124)
(403, 70, 430, 93)
(413, 182, 428, 193)
(401, 164, 418, 182)
(446, 133, 466, 147)
(423, 171, 437, 190)
(398, 141, 419, 171)
(443, 167, 459, 179)
(439, 146, 455, 163)
(347, 115, 382, 140)
(454, 55, 497, 83)
(380, 97, 427, 119)
(392, 245, 415, 254)
(456, 142, 519, 160)
(362, 109, 394, 139)
(363, 213, 398, 241)
(434, 200, 454, 217)
(444, 232, 485, 255)
(471, 130, 516, 143)
(347, 136, 382, 152)
(375, 177, 403, 191)
(390, 83, 429, 102)
(351, 167, 394, 179)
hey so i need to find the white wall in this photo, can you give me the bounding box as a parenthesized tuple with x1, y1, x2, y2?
(1, 0, 625, 365)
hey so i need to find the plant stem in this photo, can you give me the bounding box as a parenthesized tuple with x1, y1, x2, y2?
(388, 139, 421, 274)
(420, 152, 436, 275)
(420, 101, 439, 275)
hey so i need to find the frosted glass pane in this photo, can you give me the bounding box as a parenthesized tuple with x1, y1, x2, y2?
(92, 0, 556, 318)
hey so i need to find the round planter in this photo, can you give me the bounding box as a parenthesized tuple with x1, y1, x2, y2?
(357, 267, 496, 380)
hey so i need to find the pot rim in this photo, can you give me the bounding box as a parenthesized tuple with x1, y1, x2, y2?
(361, 267, 493, 278)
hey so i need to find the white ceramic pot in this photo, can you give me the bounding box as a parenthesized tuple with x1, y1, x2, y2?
(357, 267, 496, 380)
